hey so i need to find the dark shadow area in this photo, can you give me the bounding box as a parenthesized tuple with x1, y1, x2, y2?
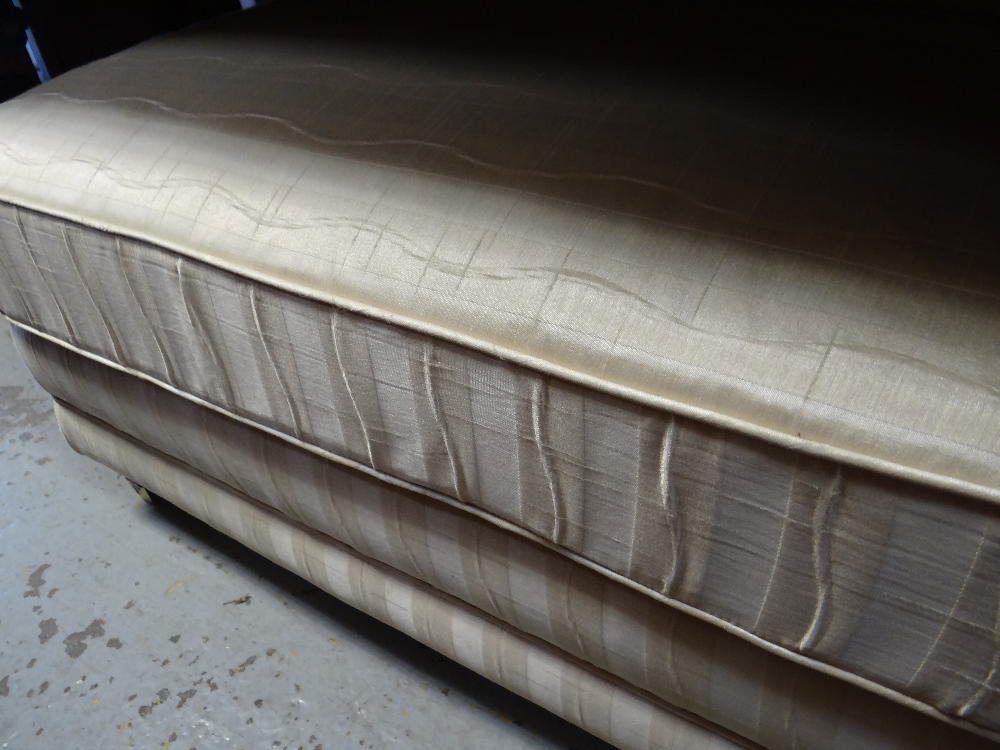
(9, 0, 1000, 143)
(0, 0, 39, 100)
(58, 0, 997, 303)
(211, 0, 1000, 145)
(16, 0, 240, 78)
(145, 493, 617, 750)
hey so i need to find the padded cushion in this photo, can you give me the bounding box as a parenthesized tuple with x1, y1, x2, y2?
(0, 0, 999, 741)
(55, 404, 751, 750)
(26, 328, 998, 750)
(6, 223, 1000, 738)
(0, 3, 998, 498)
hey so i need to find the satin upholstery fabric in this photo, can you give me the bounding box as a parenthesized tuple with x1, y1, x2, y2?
(30, 330, 998, 750)
(0, 1, 998, 746)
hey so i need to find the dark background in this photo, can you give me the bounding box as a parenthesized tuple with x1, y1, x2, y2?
(1, 0, 999, 140)
(1, 0, 242, 100)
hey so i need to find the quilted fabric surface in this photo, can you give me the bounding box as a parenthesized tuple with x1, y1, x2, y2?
(0, 0, 998, 743)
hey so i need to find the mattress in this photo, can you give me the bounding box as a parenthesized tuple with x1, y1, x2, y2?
(53, 401, 744, 750)
(0, 0, 998, 745)
(19, 325, 996, 750)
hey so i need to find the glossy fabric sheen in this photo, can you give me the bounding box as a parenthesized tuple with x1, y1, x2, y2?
(40, 351, 996, 749)
(7, 213, 1000, 736)
(0, 3, 997, 499)
(1, 1, 999, 744)
(14, 326, 1000, 745)
(53, 405, 751, 750)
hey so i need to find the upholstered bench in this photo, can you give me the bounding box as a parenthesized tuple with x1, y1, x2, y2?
(1, 2, 998, 747)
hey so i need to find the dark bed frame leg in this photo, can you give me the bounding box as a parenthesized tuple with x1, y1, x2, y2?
(126, 479, 166, 506)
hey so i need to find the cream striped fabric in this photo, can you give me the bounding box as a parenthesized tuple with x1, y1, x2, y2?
(54, 404, 750, 750)
(0, 1, 998, 742)
(0, 4, 998, 501)
(20, 326, 998, 749)
(5, 218, 1000, 736)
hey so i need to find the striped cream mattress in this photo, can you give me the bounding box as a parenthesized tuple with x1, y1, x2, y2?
(0, 1, 997, 747)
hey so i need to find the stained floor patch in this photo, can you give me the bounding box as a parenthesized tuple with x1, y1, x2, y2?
(229, 655, 257, 676)
(63, 619, 105, 658)
(0, 384, 52, 435)
(23, 563, 50, 598)
(38, 618, 58, 644)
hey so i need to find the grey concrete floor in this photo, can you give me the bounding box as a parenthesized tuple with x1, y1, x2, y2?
(0, 322, 613, 750)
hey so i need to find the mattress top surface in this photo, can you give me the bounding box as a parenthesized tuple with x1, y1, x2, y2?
(0, 0, 998, 498)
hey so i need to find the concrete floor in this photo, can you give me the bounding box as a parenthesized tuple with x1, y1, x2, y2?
(0, 321, 613, 750)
